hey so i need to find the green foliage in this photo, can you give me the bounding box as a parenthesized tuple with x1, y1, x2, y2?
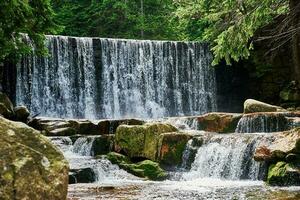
(174, 0, 288, 65)
(52, 0, 177, 40)
(0, 0, 58, 62)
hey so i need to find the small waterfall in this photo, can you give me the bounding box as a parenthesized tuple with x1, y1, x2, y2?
(49, 136, 138, 183)
(181, 134, 268, 181)
(16, 35, 216, 119)
(235, 113, 288, 133)
(72, 137, 96, 156)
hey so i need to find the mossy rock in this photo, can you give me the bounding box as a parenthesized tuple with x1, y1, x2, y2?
(107, 152, 131, 165)
(158, 132, 192, 166)
(0, 117, 69, 200)
(121, 160, 167, 181)
(267, 162, 300, 186)
(115, 123, 178, 161)
(106, 152, 166, 181)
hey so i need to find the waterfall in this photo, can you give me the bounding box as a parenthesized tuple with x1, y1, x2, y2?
(16, 35, 216, 119)
(235, 113, 288, 133)
(72, 137, 96, 156)
(181, 134, 268, 181)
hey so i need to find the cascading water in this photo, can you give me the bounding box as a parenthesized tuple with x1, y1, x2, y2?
(235, 113, 288, 133)
(16, 35, 216, 119)
(181, 133, 268, 181)
(50, 136, 138, 183)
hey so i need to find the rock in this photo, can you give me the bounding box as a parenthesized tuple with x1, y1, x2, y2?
(49, 127, 79, 136)
(157, 132, 192, 165)
(28, 117, 100, 136)
(106, 152, 167, 181)
(0, 117, 69, 200)
(14, 106, 30, 122)
(115, 123, 178, 161)
(69, 168, 96, 184)
(244, 99, 285, 114)
(92, 134, 114, 155)
(0, 92, 14, 119)
(267, 162, 300, 186)
(98, 118, 145, 134)
(107, 152, 131, 164)
(121, 160, 167, 181)
(254, 128, 300, 162)
(197, 112, 242, 133)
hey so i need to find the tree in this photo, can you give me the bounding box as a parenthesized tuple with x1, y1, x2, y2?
(0, 0, 57, 62)
(52, 0, 177, 40)
(174, 0, 300, 80)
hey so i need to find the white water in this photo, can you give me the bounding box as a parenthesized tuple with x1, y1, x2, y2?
(235, 113, 287, 133)
(181, 134, 268, 181)
(16, 35, 216, 119)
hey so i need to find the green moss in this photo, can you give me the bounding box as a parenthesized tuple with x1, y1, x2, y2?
(107, 152, 131, 165)
(267, 161, 300, 186)
(121, 160, 167, 181)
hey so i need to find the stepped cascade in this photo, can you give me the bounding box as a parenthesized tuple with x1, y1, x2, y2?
(16, 35, 216, 119)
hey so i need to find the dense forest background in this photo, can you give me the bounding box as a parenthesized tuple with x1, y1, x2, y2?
(0, 0, 299, 107)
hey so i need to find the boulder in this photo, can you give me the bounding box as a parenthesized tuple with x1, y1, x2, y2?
(14, 106, 30, 122)
(267, 162, 300, 186)
(92, 134, 114, 155)
(157, 132, 192, 165)
(121, 160, 167, 181)
(0, 117, 69, 200)
(69, 168, 96, 184)
(244, 99, 285, 114)
(0, 92, 14, 119)
(197, 112, 242, 133)
(254, 128, 300, 162)
(106, 152, 167, 181)
(114, 123, 178, 161)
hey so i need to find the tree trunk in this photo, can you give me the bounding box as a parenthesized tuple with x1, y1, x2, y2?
(290, 0, 300, 82)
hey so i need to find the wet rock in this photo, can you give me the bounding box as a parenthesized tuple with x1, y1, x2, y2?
(254, 128, 300, 162)
(92, 134, 114, 155)
(69, 168, 96, 184)
(0, 116, 69, 200)
(267, 162, 300, 186)
(106, 152, 167, 181)
(197, 112, 242, 133)
(0, 92, 14, 119)
(244, 99, 285, 114)
(158, 132, 192, 165)
(107, 152, 131, 164)
(14, 106, 30, 122)
(115, 123, 178, 161)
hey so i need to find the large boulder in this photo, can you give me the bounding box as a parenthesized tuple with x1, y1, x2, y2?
(0, 117, 69, 200)
(157, 132, 192, 165)
(254, 128, 300, 162)
(0, 92, 14, 119)
(197, 112, 242, 133)
(244, 99, 285, 114)
(267, 162, 300, 186)
(114, 123, 178, 161)
(106, 152, 167, 181)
